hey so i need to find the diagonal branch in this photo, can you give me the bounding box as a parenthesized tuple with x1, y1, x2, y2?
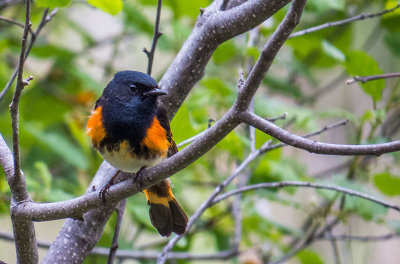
(160, 0, 292, 119)
(289, 3, 400, 38)
(240, 111, 400, 156)
(234, 0, 306, 111)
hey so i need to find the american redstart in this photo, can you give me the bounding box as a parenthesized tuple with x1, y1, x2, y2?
(86, 71, 188, 237)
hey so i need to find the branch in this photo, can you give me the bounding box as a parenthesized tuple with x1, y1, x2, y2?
(159, 7, 318, 249)
(5, 0, 38, 262)
(0, 15, 35, 35)
(0, 8, 56, 102)
(107, 199, 127, 264)
(234, 0, 306, 112)
(211, 181, 400, 212)
(0, 230, 239, 261)
(261, 119, 349, 153)
(160, 0, 292, 119)
(240, 111, 400, 156)
(346, 72, 400, 84)
(321, 233, 400, 242)
(143, 0, 163, 76)
(37, 1, 305, 261)
(289, 4, 400, 38)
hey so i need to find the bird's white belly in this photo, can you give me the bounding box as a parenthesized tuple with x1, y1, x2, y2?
(101, 145, 164, 173)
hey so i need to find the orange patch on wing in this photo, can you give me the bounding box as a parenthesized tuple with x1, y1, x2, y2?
(142, 117, 170, 155)
(86, 106, 106, 147)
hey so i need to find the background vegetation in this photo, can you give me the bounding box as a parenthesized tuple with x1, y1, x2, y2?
(1, 0, 400, 263)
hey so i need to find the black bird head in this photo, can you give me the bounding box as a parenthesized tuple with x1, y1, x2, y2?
(101, 71, 167, 106)
(96, 71, 167, 142)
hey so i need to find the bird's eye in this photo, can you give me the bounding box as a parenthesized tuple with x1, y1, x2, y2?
(129, 84, 137, 93)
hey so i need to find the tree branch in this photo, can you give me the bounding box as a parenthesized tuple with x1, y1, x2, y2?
(0, 8, 56, 102)
(289, 4, 400, 38)
(5, 0, 38, 262)
(107, 199, 127, 264)
(321, 233, 400, 242)
(240, 111, 400, 156)
(261, 119, 349, 153)
(0, 15, 35, 35)
(143, 0, 162, 76)
(160, 0, 292, 119)
(211, 181, 400, 212)
(346, 72, 400, 84)
(234, 0, 306, 112)
(0, 230, 239, 261)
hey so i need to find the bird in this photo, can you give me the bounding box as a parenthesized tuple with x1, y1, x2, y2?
(86, 70, 188, 237)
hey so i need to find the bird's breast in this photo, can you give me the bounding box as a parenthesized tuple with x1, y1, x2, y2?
(100, 140, 167, 173)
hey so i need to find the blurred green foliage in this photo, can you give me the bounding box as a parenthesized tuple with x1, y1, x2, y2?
(1, 0, 400, 263)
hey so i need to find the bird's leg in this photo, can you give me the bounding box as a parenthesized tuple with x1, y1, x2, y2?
(99, 170, 121, 203)
(133, 166, 147, 192)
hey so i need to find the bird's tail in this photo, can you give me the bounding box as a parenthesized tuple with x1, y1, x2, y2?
(144, 179, 188, 237)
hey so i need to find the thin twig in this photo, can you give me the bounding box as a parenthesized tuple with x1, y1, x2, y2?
(346, 72, 400, 84)
(0, 8, 56, 102)
(143, 0, 163, 75)
(177, 112, 286, 148)
(211, 181, 400, 212)
(260, 119, 349, 153)
(266, 112, 288, 122)
(107, 199, 127, 264)
(290, 4, 400, 38)
(9, 2, 32, 202)
(321, 233, 400, 242)
(270, 196, 346, 264)
(0, 230, 239, 261)
(329, 232, 341, 264)
(0, 15, 35, 35)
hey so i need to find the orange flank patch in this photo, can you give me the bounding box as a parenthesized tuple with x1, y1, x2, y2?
(86, 106, 106, 147)
(142, 117, 170, 155)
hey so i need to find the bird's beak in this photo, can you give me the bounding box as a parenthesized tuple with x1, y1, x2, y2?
(145, 86, 168, 96)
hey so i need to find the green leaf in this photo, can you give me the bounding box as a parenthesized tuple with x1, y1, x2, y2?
(322, 40, 345, 62)
(213, 40, 238, 64)
(123, 4, 154, 35)
(345, 51, 385, 102)
(36, 0, 71, 8)
(381, 1, 400, 32)
(263, 75, 305, 100)
(34, 161, 52, 190)
(170, 106, 196, 144)
(384, 32, 400, 57)
(88, 0, 123, 15)
(319, 175, 388, 221)
(201, 78, 232, 97)
(297, 250, 324, 264)
(373, 172, 400, 196)
(26, 124, 88, 169)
